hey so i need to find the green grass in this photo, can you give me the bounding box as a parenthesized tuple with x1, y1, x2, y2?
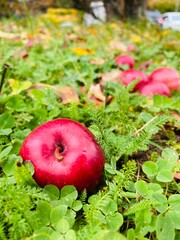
(0, 10, 180, 240)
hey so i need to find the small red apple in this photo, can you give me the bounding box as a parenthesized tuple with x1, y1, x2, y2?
(19, 118, 105, 192)
(138, 81, 171, 97)
(149, 67, 180, 92)
(115, 54, 135, 69)
(118, 69, 149, 91)
(162, 77, 180, 91)
(149, 67, 179, 84)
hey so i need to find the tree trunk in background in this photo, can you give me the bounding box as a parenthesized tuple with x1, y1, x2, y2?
(0, 0, 147, 19)
(72, 0, 147, 20)
(104, 0, 147, 19)
(72, 0, 91, 11)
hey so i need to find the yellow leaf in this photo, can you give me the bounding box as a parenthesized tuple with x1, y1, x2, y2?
(130, 35, 141, 43)
(109, 23, 118, 29)
(8, 79, 32, 95)
(72, 47, 91, 56)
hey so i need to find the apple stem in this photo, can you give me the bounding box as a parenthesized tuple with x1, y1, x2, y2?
(55, 146, 64, 162)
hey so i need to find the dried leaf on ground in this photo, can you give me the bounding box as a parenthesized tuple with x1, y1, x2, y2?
(108, 40, 127, 52)
(90, 58, 106, 65)
(0, 31, 16, 39)
(57, 86, 79, 104)
(174, 172, 180, 180)
(88, 83, 105, 103)
(100, 70, 120, 84)
(28, 83, 79, 104)
(13, 47, 29, 59)
(0, 30, 27, 40)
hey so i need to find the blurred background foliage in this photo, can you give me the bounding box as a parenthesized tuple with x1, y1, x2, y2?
(147, 0, 178, 13)
(0, 0, 178, 18)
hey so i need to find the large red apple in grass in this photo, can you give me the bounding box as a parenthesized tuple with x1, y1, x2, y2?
(19, 118, 105, 193)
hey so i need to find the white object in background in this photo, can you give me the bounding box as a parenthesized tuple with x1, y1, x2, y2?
(83, 1, 107, 26)
(161, 12, 180, 31)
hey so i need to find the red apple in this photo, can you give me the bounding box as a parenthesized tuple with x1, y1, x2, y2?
(115, 54, 135, 69)
(149, 67, 180, 91)
(118, 69, 149, 91)
(138, 81, 171, 97)
(165, 78, 180, 91)
(19, 118, 105, 192)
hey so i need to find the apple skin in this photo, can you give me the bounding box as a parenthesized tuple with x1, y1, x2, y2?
(149, 67, 179, 83)
(138, 81, 171, 97)
(19, 118, 105, 193)
(149, 67, 179, 89)
(165, 77, 180, 91)
(118, 69, 149, 91)
(115, 54, 135, 69)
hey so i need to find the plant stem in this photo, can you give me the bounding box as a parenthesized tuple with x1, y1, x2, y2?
(0, 64, 9, 94)
(133, 115, 159, 136)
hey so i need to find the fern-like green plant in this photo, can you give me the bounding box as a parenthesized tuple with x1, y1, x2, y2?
(107, 160, 137, 204)
(0, 180, 50, 240)
(124, 199, 153, 216)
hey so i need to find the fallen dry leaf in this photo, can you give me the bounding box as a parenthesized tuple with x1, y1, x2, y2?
(174, 172, 180, 180)
(108, 40, 127, 52)
(0, 30, 16, 39)
(100, 70, 120, 84)
(0, 30, 27, 41)
(90, 58, 106, 65)
(28, 83, 79, 104)
(13, 47, 29, 59)
(57, 86, 79, 104)
(88, 83, 105, 102)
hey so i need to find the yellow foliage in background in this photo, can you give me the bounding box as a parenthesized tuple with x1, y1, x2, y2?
(47, 8, 79, 15)
(130, 35, 141, 44)
(72, 47, 91, 56)
(43, 8, 82, 24)
(147, 0, 176, 12)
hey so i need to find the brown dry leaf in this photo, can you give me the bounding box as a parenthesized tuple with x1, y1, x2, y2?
(174, 172, 180, 180)
(57, 86, 79, 104)
(14, 47, 29, 59)
(88, 84, 105, 103)
(28, 83, 79, 104)
(0, 30, 16, 39)
(0, 30, 28, 41)
(100, 70, 120, 84)
(90, 58, 106, 65)
(108, 40, 127, 52)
